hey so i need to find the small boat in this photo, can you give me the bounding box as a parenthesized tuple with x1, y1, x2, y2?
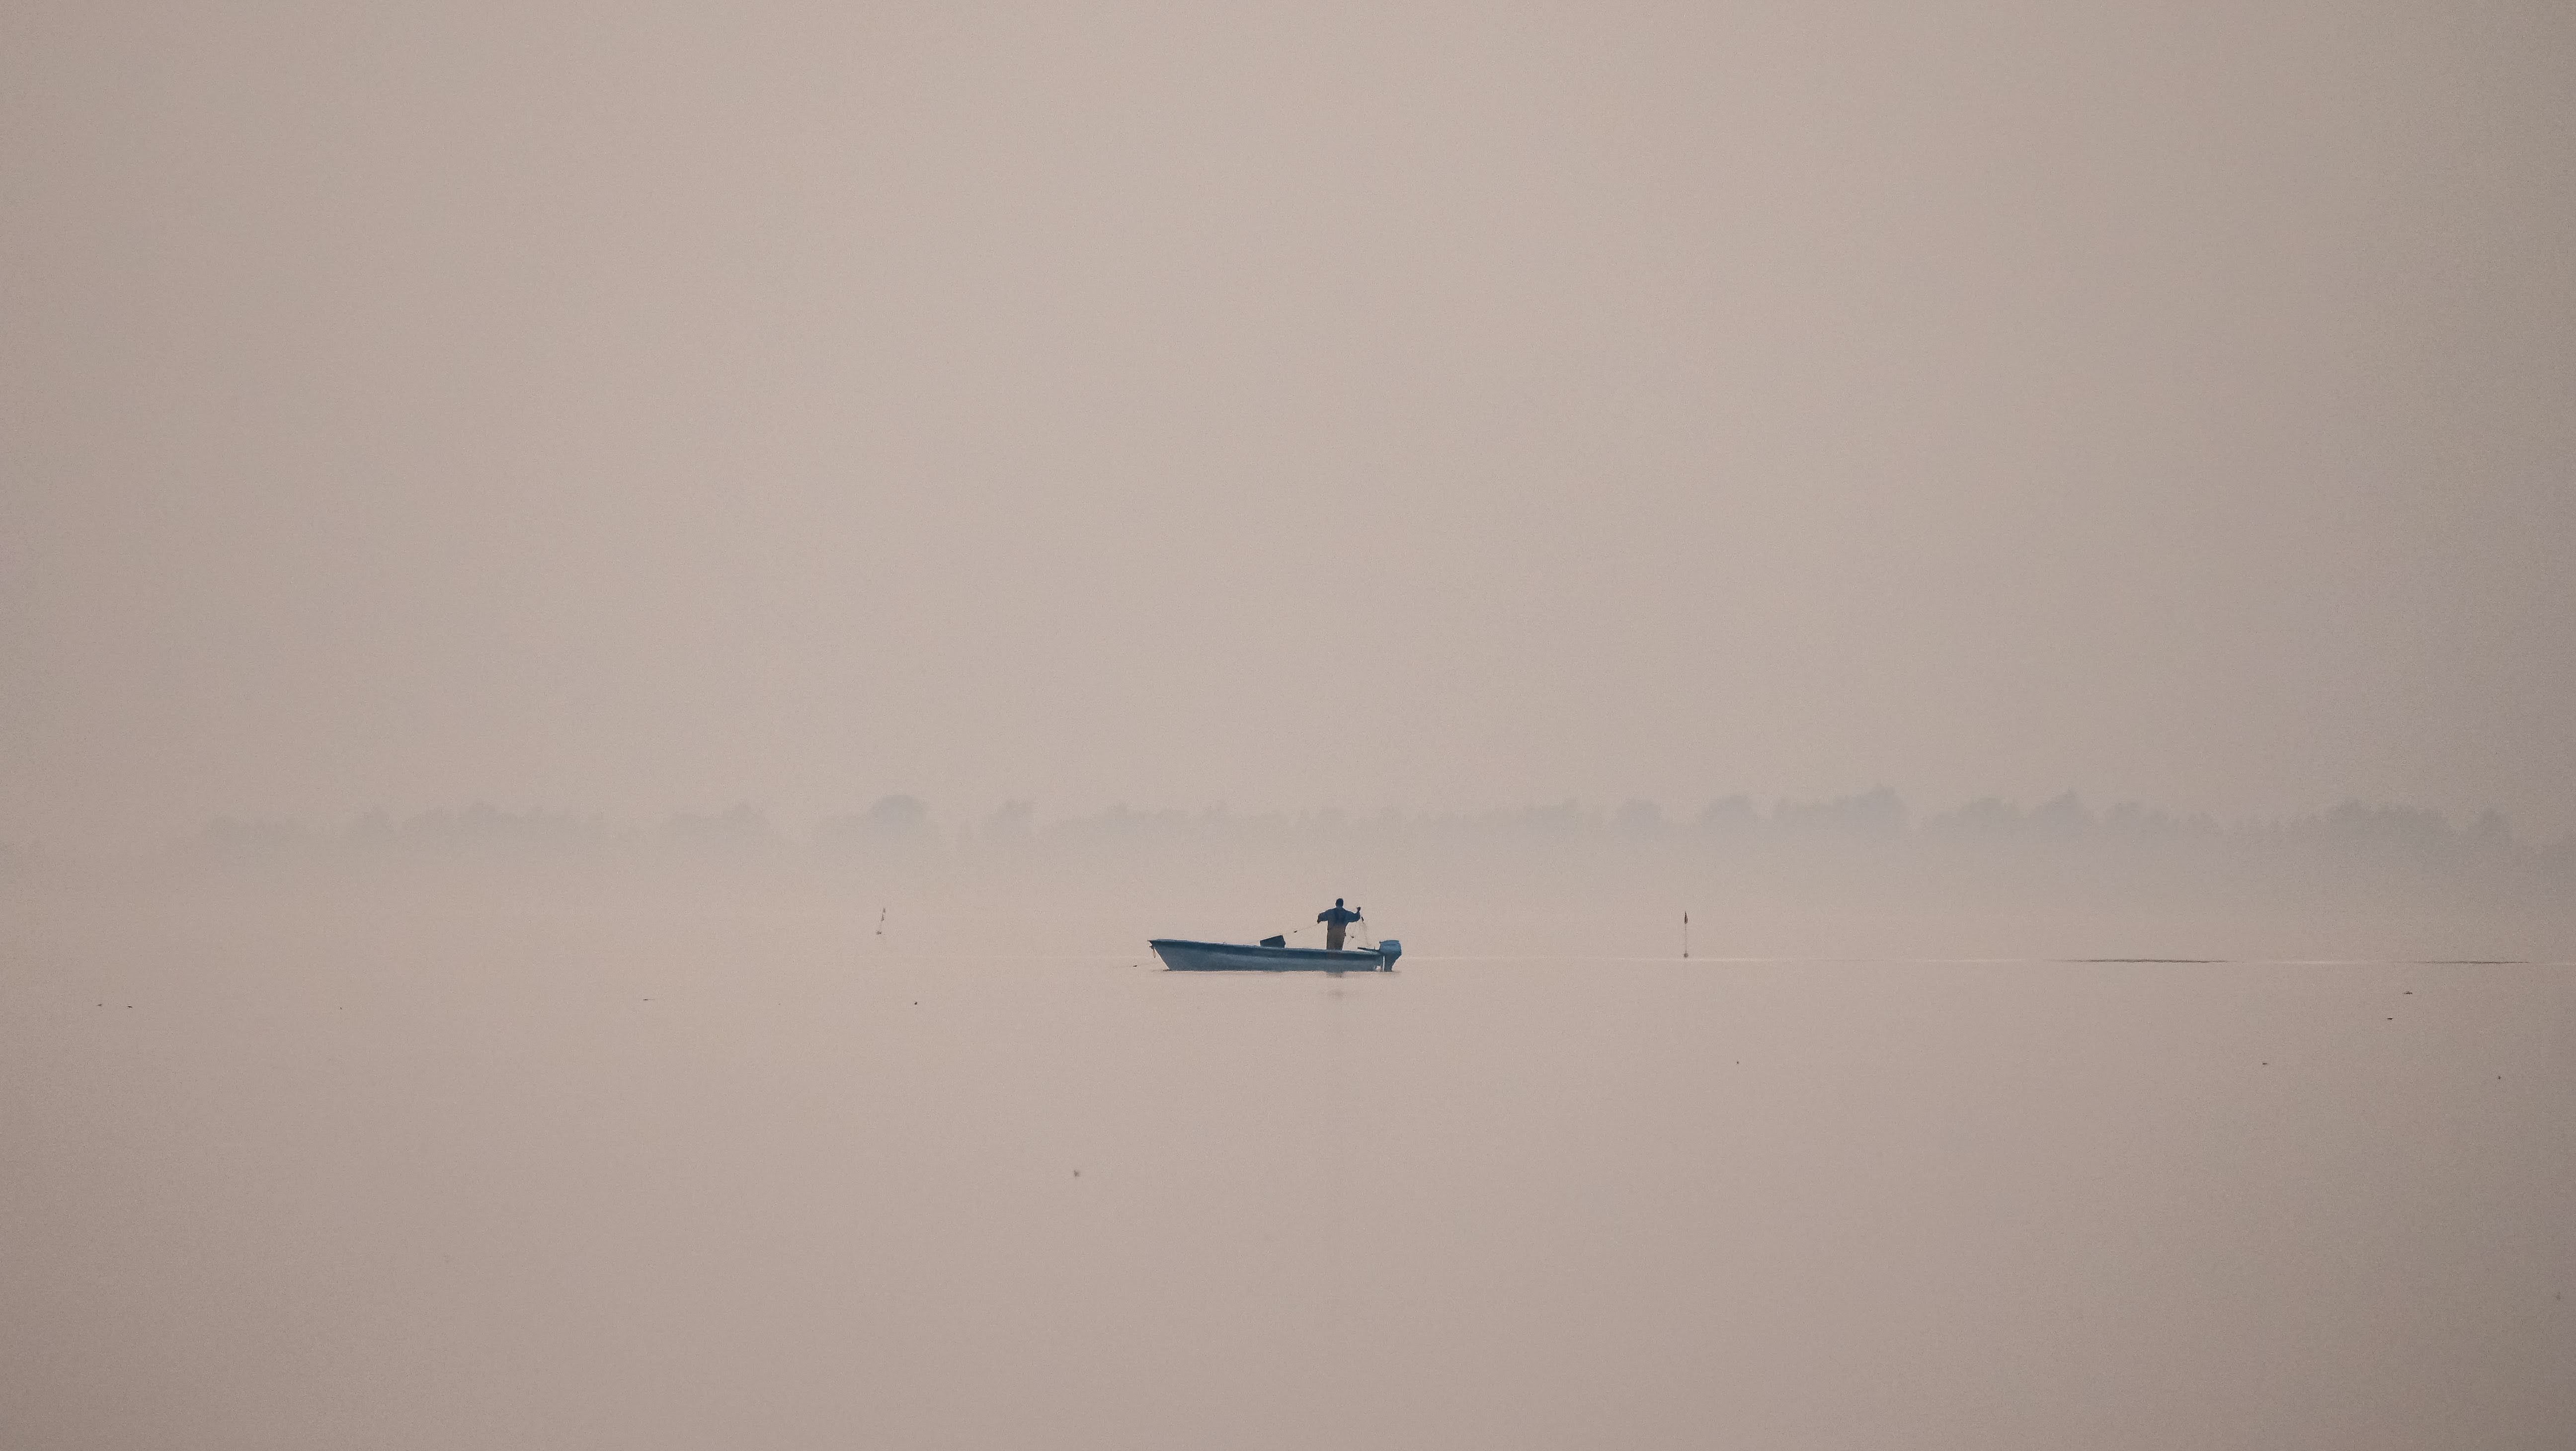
(1150, 936, 1403, 973)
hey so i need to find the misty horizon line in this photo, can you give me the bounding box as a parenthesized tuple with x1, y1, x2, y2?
(13, 785, 2570, 860)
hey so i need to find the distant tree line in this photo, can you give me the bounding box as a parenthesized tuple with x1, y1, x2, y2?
(100, 789, 2562, 911)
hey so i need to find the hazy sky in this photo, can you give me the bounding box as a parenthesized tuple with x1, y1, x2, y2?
(6, 1, 2573, 850)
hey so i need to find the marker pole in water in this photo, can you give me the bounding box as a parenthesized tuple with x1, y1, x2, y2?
(1683, 911, 1690, 960)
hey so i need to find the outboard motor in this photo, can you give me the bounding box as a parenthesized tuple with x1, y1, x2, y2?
(1376, 939, 1401, 970)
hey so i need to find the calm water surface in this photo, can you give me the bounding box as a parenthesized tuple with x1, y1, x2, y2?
(7, 931, 2571, 1449)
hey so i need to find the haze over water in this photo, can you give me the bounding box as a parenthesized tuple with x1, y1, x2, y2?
(8, 1, 2576, 1445)
(8, 906, 2570, 1449)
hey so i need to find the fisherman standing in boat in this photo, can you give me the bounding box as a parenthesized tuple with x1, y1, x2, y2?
(1317, 898, 1362, 951)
